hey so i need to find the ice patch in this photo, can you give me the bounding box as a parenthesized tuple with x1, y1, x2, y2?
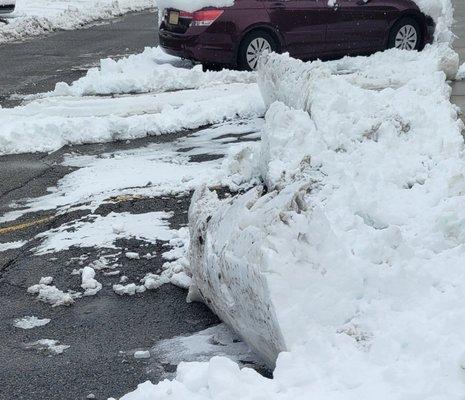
(13, 316, 51, 329)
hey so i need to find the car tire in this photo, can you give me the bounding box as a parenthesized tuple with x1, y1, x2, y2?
(388, 17, 422, 51)
(238, 30, 279, 71)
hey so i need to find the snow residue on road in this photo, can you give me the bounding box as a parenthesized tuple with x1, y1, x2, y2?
(13, 316, 51, 329)
(0, 240, 26, 252)
(35, 211, 175, 254)
(120, 45, 465, 399)
(0, 118, 261, 224)
(24, 339, 70, 355)
(0, 0, 153, 43)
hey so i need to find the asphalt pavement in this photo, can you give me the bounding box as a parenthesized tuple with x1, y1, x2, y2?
(0, 11, 158, 107)
(0, 12, 222, 400)
(452, 0, 465, 122)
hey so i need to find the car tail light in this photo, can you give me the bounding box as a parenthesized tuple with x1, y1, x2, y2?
(179, 9, 224, 27)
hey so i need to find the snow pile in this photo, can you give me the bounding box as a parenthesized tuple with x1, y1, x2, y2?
(81, 266, 102, 296)
(27, 276, 80, 306)
(36, 47, 253, 98)
(0, 0, 152, 43)
(13, 316, 50, 329)
(113, 282, 146, 295)
(121, 46, 464, 399)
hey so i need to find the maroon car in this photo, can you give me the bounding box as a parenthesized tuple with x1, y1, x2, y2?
(159, 0, 435, 70)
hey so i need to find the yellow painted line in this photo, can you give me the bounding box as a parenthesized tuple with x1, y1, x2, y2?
(0, 215, 54, 235)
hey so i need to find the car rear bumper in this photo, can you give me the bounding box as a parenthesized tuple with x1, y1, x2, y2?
(159, 28, 236, 66)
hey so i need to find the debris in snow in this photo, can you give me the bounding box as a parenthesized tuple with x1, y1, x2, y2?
(0, 240, 26, 252)
(133, 350, 151, 359)
(24, 339, 70, 355)
(13, 316, 51, 329)
(112, 283, 146, 296)
(125, 252, 140, 260)
(27, 280, 80, 307)
(81, 266, 102, 296)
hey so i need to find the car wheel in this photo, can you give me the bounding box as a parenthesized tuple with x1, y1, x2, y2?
(388, 17, 421, 51)
(238, 31, 278, 71)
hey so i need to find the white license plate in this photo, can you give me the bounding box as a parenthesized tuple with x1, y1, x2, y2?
(169, 11, 179, 25)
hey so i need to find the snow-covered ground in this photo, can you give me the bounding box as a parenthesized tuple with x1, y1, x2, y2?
(0, 0, 153, 43)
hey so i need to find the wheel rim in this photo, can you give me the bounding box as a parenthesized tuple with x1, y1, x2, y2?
(394, 24, 418, 50)
(246, 37, 272, 70)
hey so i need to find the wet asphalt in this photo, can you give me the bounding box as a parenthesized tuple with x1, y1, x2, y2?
(0, 11, 222, 400)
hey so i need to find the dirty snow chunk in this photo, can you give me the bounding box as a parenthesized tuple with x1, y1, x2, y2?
(125, 252, 140, 260)
(134, 350, 151, 359)
(0, 0, 153, 44)
(39, 276, 53, 285)
(113, 283, 146, 296)
(13, 316, 51, 329)
(457, 63, 465, 80)
(35, 211, 175, 254)
(24, 339, 70, 355)
(142, 273, 170, 290)
(170, 272, 192, 289)
(42, 47, 253, 97)
(0, 240, 26, 252)
(81, 266, 102, 296)
(28, 282, 79, 307)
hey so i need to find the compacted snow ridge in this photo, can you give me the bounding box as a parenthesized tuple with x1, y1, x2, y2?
(0, 47, 261, 156)
(0, 0, 153, 43)
(13, 316, 51, 329)
(120, 43, 465, 399)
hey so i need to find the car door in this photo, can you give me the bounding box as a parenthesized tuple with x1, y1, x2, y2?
(264, 0, 330, 60)
(326, 0, 390, 57)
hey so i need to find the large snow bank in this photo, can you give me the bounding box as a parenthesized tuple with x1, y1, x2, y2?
(0, 0, 152, 43)
(121, 44, 465, 399)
